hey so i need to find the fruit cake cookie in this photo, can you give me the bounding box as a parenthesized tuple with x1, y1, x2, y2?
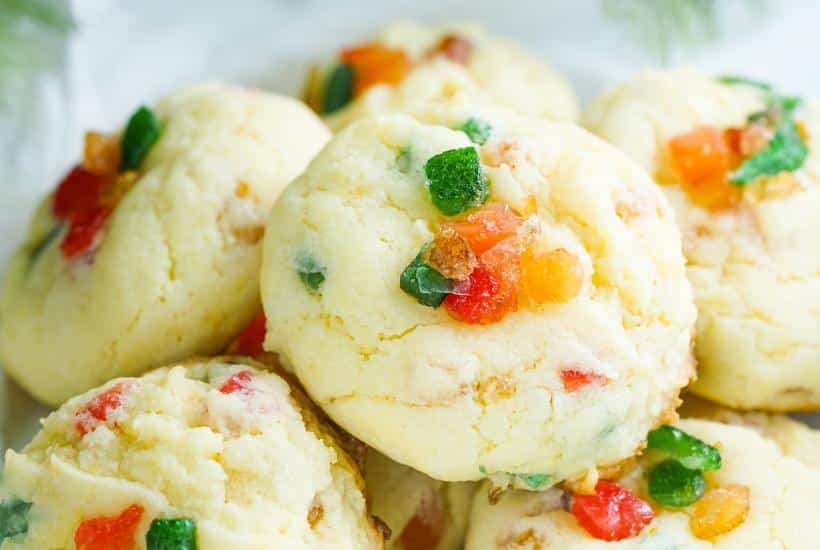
(260, 103, 696, 487)
(0, 83, 330, 405)
(465, 418, 820, 548)
(0, 357, 383, 549)
(365, 451, 476, 550)
(303, 21, 579, 131)
(584, 68, 820, 411)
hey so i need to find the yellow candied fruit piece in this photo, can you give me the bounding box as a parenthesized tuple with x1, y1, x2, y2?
(235, 180, 250, 198)
(689, 484, 750, 541)
(99, 171, 138, 206)
(301, 65, 325, 113)
(796, 120, 810, 142)
(422, 226, 477, 280)
(520, 248, 583, 304)
(521, 194, 538, 217)
(83, 131, 120, 175)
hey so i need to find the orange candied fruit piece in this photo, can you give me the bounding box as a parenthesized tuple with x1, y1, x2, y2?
(83, 131, 120, 175)
(561, 368, 607, 392)
(444, 202, 522, 256)
(667, 126, 742, 211)
(340, 44, 412, 96)
(668, 126, 731, 184)
(479, 236, 522, 307)
(689, 484, 750, 541)
(520, 248, 583, 304)
(75, 381, 130, 436)
(399, 489, 446, 550)
(681, 173, 743, 211)
(74, 503, 144, 550)
(229, 311, 267, 356)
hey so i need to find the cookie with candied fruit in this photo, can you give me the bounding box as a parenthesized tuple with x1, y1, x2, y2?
(303, 21, 579, 131)
(585, 68, 820, 411)
(0, 357, 383, 549)
(260, 103, 696, 485)
(465, 418, 820, 548)
(0, 83, 330, 405)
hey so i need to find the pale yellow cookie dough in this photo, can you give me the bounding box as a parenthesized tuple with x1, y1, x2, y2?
(0, 357, 383, 549)
(261, 104, 695, 485)
(584, 68, 820, 411)
(466, 418, 820, 549)
(365, 451, 475, 550)
(680, 395, 820, 468)
(0, 83, 330, 406)
(306, 21, 579, 131)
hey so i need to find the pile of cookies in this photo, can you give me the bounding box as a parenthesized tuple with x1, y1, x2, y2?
(1, 21, 818, 549)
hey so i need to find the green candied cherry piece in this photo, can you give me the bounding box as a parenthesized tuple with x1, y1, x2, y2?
(647, 425, 722, 471)
(648, 459, 705, 508)
(323, 63, 354, 114)
(515, 473, 551, 490)
(146, 518, 197, 550)
(400, 249, 453, 308)
(0, 496, 32, 543)
(424, 146, 489, 216)
(28, 223, 62, 267)
(730, 118, 808, 185)
(461, 117, 492, 145)
(120, 106, 163, 171)
(295, 253, 326, 294)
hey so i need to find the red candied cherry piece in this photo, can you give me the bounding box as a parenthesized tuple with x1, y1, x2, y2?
(74, 503, 144, 550)
(231, 312, 266, 356)
(75, 381, 131, 436)
(52, 165, 111, 219)
(571, 480, 654, 541)
(219, 370, 254, 395)
(560, 368, 607, 392)
(60, 205, 111, 258)
(444, 235, 522, 325)
(444, 267, 508, 324)
(399, 489, 445, 550)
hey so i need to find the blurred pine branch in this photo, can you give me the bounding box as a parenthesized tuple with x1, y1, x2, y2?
(602, 0, 766, 62)
(0, 0, 73, 101)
